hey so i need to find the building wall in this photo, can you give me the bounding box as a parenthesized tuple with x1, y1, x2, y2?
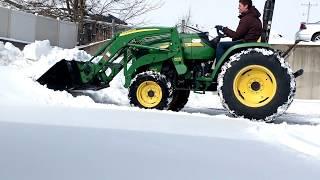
(0, 6, 78, 49)
(272, 44, 320, 100)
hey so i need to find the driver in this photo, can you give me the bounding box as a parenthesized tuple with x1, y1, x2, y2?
(215, 0, 262, 61)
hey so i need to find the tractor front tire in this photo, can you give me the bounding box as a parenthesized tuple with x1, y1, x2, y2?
(129, 71, 173, 110)
(168, 90, 190, 112)
(217, 48, 296, 121)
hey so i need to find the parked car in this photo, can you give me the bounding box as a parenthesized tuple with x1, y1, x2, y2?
(295, 21, 320, 42)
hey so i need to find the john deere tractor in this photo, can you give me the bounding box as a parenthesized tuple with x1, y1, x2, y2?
(37, 0, 304, 121)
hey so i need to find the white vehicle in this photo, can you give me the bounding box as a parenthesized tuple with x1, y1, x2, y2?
(296, 21, 320, 42)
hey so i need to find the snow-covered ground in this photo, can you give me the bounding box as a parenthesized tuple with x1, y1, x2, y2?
(1, 40, 320, 179)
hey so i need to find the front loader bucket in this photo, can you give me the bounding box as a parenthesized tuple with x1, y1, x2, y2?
(37, 60, 82, 91)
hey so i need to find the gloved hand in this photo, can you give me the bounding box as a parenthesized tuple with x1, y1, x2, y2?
(215, 25, 225, 38)
(215, 25, 224, 31)
(215, 25, 225, 31)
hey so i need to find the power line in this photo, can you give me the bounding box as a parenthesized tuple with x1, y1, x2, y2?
(301, 1, 318, 23)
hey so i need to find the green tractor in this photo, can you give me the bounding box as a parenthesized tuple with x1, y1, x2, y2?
(37, 0, 304, 121)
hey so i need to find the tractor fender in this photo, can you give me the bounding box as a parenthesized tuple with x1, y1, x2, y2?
(211, 42, 272, 79)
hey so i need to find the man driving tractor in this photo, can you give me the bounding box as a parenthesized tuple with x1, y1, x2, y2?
(215, 0, 263, 61)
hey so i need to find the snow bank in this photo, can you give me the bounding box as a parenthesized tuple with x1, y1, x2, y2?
(84, 74, 130, 106)
(22, 40, 91, 79)
(248, 122, 320, 158)
(2, 105, 320, 180)
(0, 41, 24, 66)
(23, 40, 52, 60)
(0, 65, 95, 107)
(0, 40, 126, 107)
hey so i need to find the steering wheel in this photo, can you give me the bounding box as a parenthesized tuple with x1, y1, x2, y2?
(215, 26, 226, 38)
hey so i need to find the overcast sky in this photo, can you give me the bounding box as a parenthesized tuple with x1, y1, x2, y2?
(135, 0, 320, 40)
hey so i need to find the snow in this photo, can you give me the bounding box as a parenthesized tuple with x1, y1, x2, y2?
(1, 40, 320, 179)
(0, 41, 24, 66)
(23, 40, 52, 60)
(2, 108, 320, 180)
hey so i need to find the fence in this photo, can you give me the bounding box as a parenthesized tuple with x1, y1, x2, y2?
(0, 6, 78, 49)
(79, 19, 129, 45)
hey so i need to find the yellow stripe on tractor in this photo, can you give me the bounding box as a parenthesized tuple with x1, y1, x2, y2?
(120, 29, 160, 37)
(184, 42, 204, 47)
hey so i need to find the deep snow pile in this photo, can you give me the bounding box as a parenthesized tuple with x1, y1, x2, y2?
(0, 40, 130, 107)
(0, 41, 24, 66)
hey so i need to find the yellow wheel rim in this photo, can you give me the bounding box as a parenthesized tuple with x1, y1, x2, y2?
(136, 81, 163, 108)
(233, 65, 277, 108)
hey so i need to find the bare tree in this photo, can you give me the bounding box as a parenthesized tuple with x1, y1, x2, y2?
(86, 0, 163, 24)
(3, 0, 69, 18)
(2, 0, 162, 24)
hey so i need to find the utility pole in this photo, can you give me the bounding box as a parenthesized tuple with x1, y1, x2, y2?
(301, 1, 318, 23)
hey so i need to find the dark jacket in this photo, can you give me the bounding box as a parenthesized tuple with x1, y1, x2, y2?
(223, 6, 262, 42)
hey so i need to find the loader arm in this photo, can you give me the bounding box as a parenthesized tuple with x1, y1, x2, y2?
(37, 27, 186, 91)
(79, 28, 178, 83)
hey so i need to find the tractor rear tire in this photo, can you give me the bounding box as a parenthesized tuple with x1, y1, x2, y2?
(168, 90, 190, 112)
(217, 48, 296, 121)
(129, 71, 173, 110)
